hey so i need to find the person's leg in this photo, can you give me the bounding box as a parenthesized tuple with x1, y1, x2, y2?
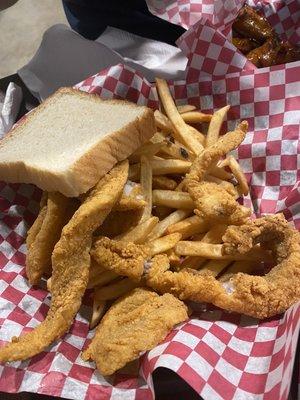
(62, 0, 185, 45)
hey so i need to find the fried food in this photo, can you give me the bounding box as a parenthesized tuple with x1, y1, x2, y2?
(114, 182, 146, 211)
(82, 288, 188, 375)
(26, 192, 77, 285)
(233, 4, 274, 43)
(26, 192, 48, 249)
(185, 122, 249, 225)
(232, 37, 258, 54)
(247, 37, 300, 67)
(246, 37, 280, 67)
(186, 121, 247, 182)
(188, 181, 251, 225)
(217, 214, 300, 318)
(275, 41, 300, 64)
(91, 236, 150, 282)
(0, 161, 128, 362)
(145, 215, 300, 319)
(232, 5, 300, 67)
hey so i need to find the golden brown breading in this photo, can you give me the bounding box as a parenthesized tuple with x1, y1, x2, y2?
(26, 192, 48, 249)
(145, 215, 300, 319)
(82, 288, 188, 375)
(113, 182, 146, 211)
(188, 181, 251, 225)
(186, 121, 247, 183)
(26, 193, 78, 285)
(91, 237, 151, 282)
(145, 255, 224, 303)
(0, 161, 128, 362)
(185, 122, 249, 226)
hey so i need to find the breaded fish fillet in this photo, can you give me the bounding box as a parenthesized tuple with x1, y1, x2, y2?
(0, 161, 128, 362)
(26, 192, 78, 285)
(82, 288, 188, 375)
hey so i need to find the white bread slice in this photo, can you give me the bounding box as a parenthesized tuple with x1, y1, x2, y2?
(0, 88, 155, 197)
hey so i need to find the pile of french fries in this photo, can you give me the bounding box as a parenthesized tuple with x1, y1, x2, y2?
(48, 78, 259, 329)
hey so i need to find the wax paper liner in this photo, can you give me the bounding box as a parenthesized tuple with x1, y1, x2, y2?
(0, 58, 299, 400)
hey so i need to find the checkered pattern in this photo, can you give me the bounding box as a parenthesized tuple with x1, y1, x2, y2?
(0, 57, 299, 399)
(147, 0, 243, 31)
(172, 0, 300, 79)
(147, 0, 300, 47)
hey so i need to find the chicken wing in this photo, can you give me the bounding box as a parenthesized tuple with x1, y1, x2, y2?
(233, 5, 274, 43)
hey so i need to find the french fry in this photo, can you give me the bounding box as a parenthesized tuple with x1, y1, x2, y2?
(151, 159, 192, 175)
(147, 209, 191, 241)
(115, 216, 159, 244)
(177, 104, 196, 114)
(129, 159, 192, 179)
(87, 269, 119, 289)
(152, 176, 178, 190)
(175, 242, 272, 261)
(155, 78, 207, 154)
(218, 260, 254, 281)
(201, 224, 228, 243)
(152, 131, 192, 161)
(153, 206, 173, 219)
(206, 105, 230, 147)
(140, 155, 152, 222)
(160, 140, 192, 161)
(167, 215, 208, 239)
(176, 226, 225, 270)
(198, 260, 231, 277)
(148, 233, 182, 256)
(114, 192, 146, 211)
(179, 256, 206, 270)
(182, 111, 212, 123)
(209, 165, 232, 181)
(219, 155, 249, 196)
(154, 110, 173, 133)
(94, 278, 138, 301)
(205, 175, 236, 197)
(90, 296, 107, 329)
(129, 142, 166, 163)
(186, 125, 206, 147)
(152, 190, 194, 209)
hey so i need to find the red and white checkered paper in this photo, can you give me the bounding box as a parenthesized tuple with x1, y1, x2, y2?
(148, 0, 300, 79)
(1, 0, 300, 398)
(0, 60, 299, 399)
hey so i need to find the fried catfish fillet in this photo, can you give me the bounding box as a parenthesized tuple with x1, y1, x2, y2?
(217, 214, 300, 318)
(26, 192, 78, 285)
(82, 288, 188, 375)
(189, 181, 251, 225)
(186, 121, 247, 183)
(26, 192, 48, 249)
(146, 216, 300, 319)
(0, 161, 128, 362)
(91, 237, 151, 282)
(186, 122, 250, 225)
